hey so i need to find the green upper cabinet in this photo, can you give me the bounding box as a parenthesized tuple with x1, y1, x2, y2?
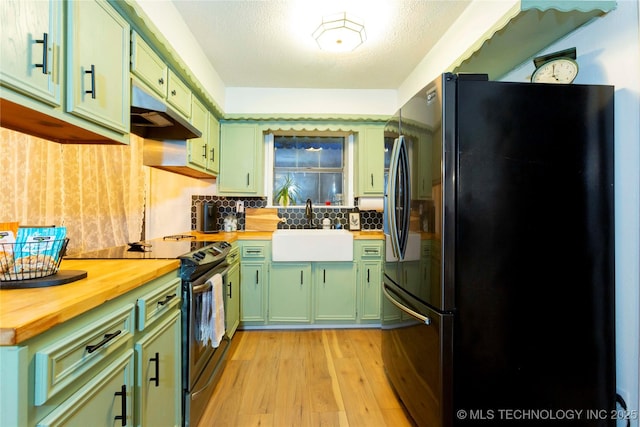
(189, 97, 209, 170)
(357, 125, 385, 196)
(219, 122, 264, 195)
(66, 0, 129, 134)
(188, 100, 220, 176)
(0, 0, 62, 107)
(207, 113, 220, 175)
(130, 31, 191, 122)
(130, 31, 167, 99)
(166, 69, 191, 119)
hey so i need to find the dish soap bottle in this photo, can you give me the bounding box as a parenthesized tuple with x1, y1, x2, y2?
(322, 214, 331, 230)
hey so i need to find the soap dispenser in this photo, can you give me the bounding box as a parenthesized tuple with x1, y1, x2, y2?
(322, 214, 331, 230)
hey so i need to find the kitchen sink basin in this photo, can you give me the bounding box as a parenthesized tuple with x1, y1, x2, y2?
(272, 229, 353, 261)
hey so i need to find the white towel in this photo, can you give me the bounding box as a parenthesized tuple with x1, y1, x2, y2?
(209, 273, 225, 348)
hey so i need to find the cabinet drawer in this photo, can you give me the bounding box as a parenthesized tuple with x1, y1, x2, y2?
(167, 69, 191, 119)
(36, 350, 134, 427)
(131, 31, 167, 98)
(242, 245, 267, 259)
(359, 244, 382, 259)
(136, 276, 181, 331)
(226, 245, 240, 265)
(34, 304, 135, 406)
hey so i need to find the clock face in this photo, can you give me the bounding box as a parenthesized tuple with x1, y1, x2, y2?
(531, 58, 578, 84)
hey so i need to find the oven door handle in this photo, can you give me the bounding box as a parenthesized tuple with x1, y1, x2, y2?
(192, 282, 212, 294)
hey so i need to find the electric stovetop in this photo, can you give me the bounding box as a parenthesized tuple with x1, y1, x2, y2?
(64, 235, 218, 260)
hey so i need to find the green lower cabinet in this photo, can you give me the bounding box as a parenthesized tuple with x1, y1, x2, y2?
(355, 240, 384, 322)
(225, 262, 241, 338)
(37, 350, 135, 426)
(269, 263, 312, 323)
(360, 260, 382, 321)
(240, 262, 267, 322)
(314, 262, 356, 321)
(135, 311, 181, 427)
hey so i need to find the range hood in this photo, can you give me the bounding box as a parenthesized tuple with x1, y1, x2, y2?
(130, 81, 201, 140)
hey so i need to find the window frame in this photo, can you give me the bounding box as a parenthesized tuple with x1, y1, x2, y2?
(265, 131, 355, 208)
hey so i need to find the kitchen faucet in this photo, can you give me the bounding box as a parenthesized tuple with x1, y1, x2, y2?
(305, 198, 314, 228)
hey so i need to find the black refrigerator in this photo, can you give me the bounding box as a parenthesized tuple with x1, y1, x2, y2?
(382, 73, 615, 426)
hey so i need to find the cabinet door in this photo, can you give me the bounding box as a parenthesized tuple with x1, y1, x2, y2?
(0, 0, 61, 106)
(36, 350, 135, 427)
(269, 263, 311, 323)
(314, 262, 356, 321)
(360, 260, 382, 320)
(207, 113, 220, 174)
(240, 262, 266, 323)
(135, 312, 181, 427)
(219, 123, 263, 195)
(66, 0, 129, 134)
(188, 97, 208, 170)
(224, 262, 240, 338)
(130, 31, 167, 98)
(166, 69, 191, 119)
(358, 126, 385, 195)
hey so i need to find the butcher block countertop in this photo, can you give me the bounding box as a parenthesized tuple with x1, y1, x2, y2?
(0, 259, 179, 346)
(188, 230, 385, 241)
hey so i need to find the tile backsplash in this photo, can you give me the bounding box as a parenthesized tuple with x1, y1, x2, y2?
(191, 196, 383, 231)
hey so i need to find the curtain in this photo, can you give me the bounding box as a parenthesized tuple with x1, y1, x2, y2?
(0, 128, 146, 254)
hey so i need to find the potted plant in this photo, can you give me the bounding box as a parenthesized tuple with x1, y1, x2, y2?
(274, 174, 299, 207)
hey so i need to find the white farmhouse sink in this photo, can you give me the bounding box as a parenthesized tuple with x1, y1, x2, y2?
(272, 229, 354, 261)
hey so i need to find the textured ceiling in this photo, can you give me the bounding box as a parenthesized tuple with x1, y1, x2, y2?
(171, 0, 472, 90)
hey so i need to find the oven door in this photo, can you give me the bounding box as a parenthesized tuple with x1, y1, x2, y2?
(183, 265, 230, 426)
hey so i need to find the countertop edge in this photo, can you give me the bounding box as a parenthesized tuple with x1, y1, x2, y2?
(0, 259, 180, 346)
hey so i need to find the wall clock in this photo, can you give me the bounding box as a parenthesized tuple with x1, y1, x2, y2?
(531, 47, 578, 84)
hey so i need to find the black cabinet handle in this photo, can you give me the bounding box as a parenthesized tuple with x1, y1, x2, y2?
(371, 173, 374, 187)
(171, 89, 176, 96)
(114, 384, 127, 426)
(228, 281, 232, 299)
(86, 330, 121, 353)
(158, 77, 164, 85)
(202, 145, 207, 159)
(256, 270, 259, 284)
(246, 173, 250, 187)
(149, 352, 159, 387)
(85, 64, 96, 99)
(157, 293, 176, 306)
(323, 269, 326, 283)
(367, 268, 370, 283)
(210, 147, 215, 162)
(35, 33, 48, 74)
(300, 270, 303, 285)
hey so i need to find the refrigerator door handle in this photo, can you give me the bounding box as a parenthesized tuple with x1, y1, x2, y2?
(396, 136, 411, 259)
(383, 284, 431, 325)
(386, 137, 401, 259)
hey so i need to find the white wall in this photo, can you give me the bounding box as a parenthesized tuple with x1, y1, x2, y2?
(500, 1, 640, 423)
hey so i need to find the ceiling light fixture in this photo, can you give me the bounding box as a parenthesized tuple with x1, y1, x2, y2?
(312, 12, 366, 52)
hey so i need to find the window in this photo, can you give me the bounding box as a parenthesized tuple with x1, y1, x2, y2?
(268, 133, 352, 207)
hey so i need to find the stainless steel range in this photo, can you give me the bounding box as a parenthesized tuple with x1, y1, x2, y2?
(65, 236, 236, 426)
(179, 240, 234, 427)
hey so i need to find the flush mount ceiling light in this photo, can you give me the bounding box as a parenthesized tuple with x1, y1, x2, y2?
(312, 12, 366, 52)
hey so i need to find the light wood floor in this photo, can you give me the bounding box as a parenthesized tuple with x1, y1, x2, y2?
(199, 328, 415, 427)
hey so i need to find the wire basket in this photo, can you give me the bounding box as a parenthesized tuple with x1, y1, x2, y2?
(0, 238, 69, 281)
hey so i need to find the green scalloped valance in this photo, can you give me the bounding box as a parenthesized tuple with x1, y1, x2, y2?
(452, 1, 617, 79)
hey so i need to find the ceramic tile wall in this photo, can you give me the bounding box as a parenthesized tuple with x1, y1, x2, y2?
(191, 196, 383, 231)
